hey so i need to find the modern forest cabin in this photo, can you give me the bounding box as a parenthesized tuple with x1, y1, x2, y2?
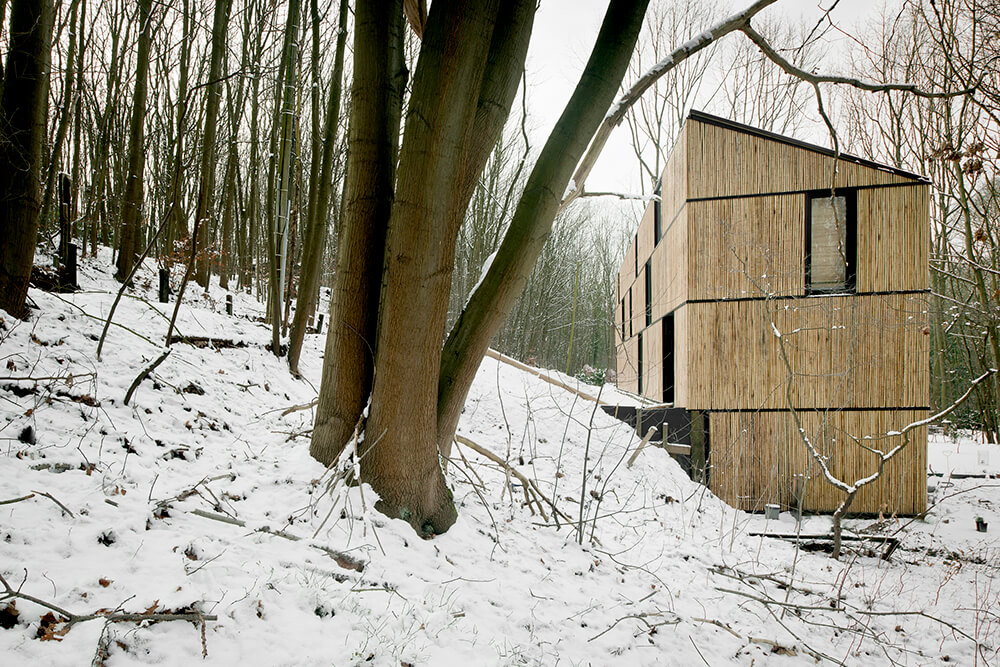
(615, 111, 930, 515)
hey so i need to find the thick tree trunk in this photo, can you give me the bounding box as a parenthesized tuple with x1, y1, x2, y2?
(363, 0, 504, 535)
(310, 0, 407, 465)
(287, 0, 349, 375)
(0, 0, 54, 318)
(115, 0, 153, 282)
(436, 0, 650, 457)
(193, 0, 232, 289)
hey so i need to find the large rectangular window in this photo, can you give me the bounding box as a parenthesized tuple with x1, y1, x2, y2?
(806, 189, 856, 294)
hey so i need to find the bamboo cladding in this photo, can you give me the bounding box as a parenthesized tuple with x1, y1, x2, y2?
(858, 186, 930, 292)
(648, 207, 686, 319)
(644, 323, 663, 400)
(682, 293, 929, 411)
(660, 129, 688, 221)
(687, 195, 805, 301)
(685, 120, 916, 200)
(709, 409, 927, 515)
(637, 201, 656, 262)
(616, 335, 640, 394)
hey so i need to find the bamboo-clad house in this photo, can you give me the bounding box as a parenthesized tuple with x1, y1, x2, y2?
(615, 111, 930, 515)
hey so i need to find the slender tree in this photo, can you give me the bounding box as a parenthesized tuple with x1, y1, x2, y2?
(287, 0, 349, 374)
(193, 0, 233, 288)
(115, 0, 153, 282)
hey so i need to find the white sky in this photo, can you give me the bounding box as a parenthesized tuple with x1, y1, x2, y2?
(523, 0, 894, 203)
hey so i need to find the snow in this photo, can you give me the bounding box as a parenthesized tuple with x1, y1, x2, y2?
(2, 249, 1000, 665)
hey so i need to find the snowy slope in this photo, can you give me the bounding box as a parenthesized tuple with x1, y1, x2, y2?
(1, 250, 999, 666)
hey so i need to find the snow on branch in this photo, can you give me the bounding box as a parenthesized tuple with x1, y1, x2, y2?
(563, 0, 780, 208)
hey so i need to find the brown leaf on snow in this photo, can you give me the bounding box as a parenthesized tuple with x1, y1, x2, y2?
(0, 601, 19, 629)
(98, 578, 113, 588)
(36, 612, 70, 641)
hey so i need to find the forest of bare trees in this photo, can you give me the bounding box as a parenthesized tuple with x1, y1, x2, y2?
(2, 0, 1000, 532)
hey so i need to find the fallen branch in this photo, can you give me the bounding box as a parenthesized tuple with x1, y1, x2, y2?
(188, 508, 365, 573)
(0, 570, 216, 631)
(454, 434, 556, 523)
(485, 349, 609, 406)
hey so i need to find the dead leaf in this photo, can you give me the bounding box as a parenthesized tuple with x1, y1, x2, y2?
(98, 578, 113, 588)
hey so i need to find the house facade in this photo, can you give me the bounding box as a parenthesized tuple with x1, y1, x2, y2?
(616, 111, 930, 515)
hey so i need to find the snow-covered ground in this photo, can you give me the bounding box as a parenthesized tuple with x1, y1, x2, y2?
(1, 250, 999, 666)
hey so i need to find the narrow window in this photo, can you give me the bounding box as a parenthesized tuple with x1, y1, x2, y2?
(653, 184, 662, 244)
(806, 189, 856, 294)
(637, 332, 644, 396)
(644, 259, 652, 327)
(633, 234, 638, 278)
(662, 314, 674, 404)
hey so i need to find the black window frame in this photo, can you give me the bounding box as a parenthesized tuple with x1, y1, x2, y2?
(804, 188, 858, 295)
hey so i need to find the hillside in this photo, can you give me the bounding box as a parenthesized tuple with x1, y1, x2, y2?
(1, 251, 998, 666)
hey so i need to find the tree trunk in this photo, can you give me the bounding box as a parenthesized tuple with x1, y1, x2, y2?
(363, 0, 510, 535)
(436, 0, 650, 457)
(165, 0, 192, 260)
(193, 0, 232, 289)
(287, 0, 349, 375)
(309, 0, 407, 465)
(265, 0, 301, 355)
(0, 0, 54, 318)
(115, 0, 153, 282)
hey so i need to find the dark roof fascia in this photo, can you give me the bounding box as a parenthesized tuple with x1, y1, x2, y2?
(685, 109, 931, 185)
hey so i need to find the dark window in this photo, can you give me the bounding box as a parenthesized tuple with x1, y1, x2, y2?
(662, 314, 674, 404)
(637, 332, 644, 396)
(633, 234, 638, 278)
(805, 189, 857, 294)
(644, 259, 652, 327)
(653, 184, 662, 244)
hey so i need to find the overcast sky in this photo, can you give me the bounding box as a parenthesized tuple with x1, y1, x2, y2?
(522, 0, 894, 205)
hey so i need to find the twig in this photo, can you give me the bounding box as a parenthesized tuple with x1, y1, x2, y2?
(30, 490, 75, 517)
(0, 494, 36, 506)
(123, 348, 171, 405)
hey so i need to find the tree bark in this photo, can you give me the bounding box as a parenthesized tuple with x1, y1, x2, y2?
(193, 0, 232, 289)
(363, 0, 505, 535)
(0, 0, 54, 318)
(287, 0, 349, 375)
(310, 0, 407, 464)
(436, 0, 650, 457)
(115, 0, 153, 282)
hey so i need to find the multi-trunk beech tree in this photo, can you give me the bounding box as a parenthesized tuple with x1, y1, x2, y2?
(310, 0, 650, 535)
